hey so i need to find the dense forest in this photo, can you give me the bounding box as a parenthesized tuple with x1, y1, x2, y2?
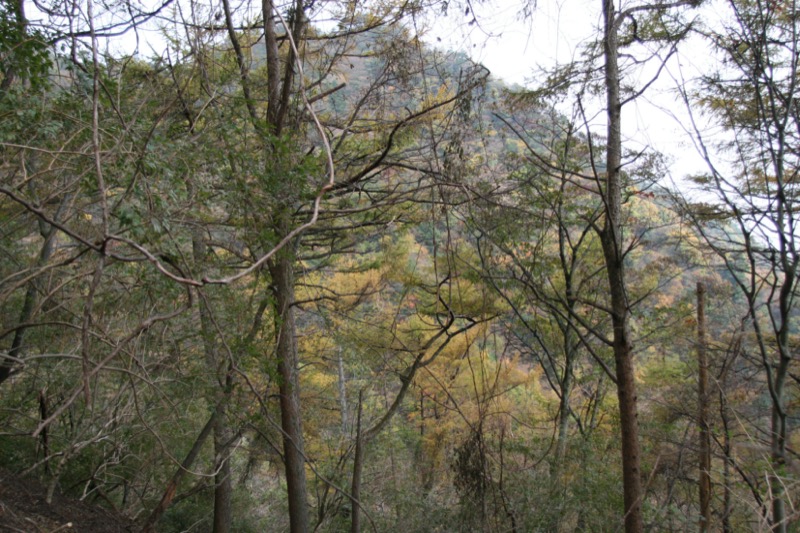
(0, 0, 798, 531)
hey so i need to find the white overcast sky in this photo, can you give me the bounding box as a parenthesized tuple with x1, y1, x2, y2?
(424, 0, 715, 184)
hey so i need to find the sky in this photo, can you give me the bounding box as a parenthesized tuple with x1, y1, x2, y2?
(429, 0, 598, 84)
(424, 0, 714, 185)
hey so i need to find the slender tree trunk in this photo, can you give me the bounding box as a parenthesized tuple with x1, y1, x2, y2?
(338, 349, 348, 436)
(350, 391, 364, 533)
(718, 332, 742, 533)
(0, 193, 71, 386)
(697, 282, 711, 531)
(263, 0, 282, 129)
(38, 389, 49, 474)
(601, 1, 644, 530)
(554, 327, 575, 476)
(141, 409, 218, 533)
(193, 233, 234, 533)
(555, 372, 571, 470)
(602, 242, 644, 533)
(269, 243, 309, 533)
(349, 339, 460, 532)
(721, 388, 733, 533)
(261, 1, 309, 530)
(385, 383, 401, 526)
(770, 377, 788, 533)
(770, 268, 793, 533)
(549, 328, 574, 533)
(211, 406, 234, 533)
(549, 338, 573, 532)
(0, 283, 38, 385)
(552, 184, 576, 482)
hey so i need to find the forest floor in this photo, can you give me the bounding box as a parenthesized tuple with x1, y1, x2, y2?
(0, 468, 133, 532)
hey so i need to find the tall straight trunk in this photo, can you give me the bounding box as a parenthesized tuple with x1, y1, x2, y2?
(768, 339, 789, 533)
(338, 349, 348, 436)
(718, 332, 742, 533)
(554, 210, 576, 476)
(601, 0, 644, 531)
(721, 386, 733, 533)
(555, 364, 572, 470)
(269, 242, 309, 533)
(551, 182, 579, 487)
(261, 1, 309, 529)
(350, 391, 364, 533)
(212, 411, 233, 533)
(770, 267, 793, 532)
(551, 327, 574, 493)
(263, 0, 281, 128)
(697, 282, 711, 531)
(771, 402, 787, 533)
(192, 232, 234, 533)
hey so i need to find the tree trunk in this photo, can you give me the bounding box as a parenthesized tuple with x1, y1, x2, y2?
(212, 406, 234, 533)
(193, 232, 234, 533)
(269, 246, 309, 533)
(338, 349, 349, 436)
(721, 386, 733, 533)
(603, 250, 644, 533)
(555, 371, 571, 471)
(0, 192, 72, 386)
(554, 325, 575, 478)
(261, 1, 309, 530)
(697, 282, 711, 531)
(552, 181, 578, 482)
(350, 391, 364, 533)
(770, 383, 787, 533)
(770, 268, 793, 533)
(141, 409, 218, 533)
(601, 0, 644, 530)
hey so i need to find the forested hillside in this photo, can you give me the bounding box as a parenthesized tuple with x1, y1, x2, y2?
(0, 0, 798, 532)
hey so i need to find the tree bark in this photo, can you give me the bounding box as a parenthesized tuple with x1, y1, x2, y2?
(553, 321, 575, 480)
(554, 213, 576, 478)
(338, 349, 348, 436)
(555, 363, 572, 470)
(211, 404, 234, 533)
(260, 1, 309, 530)
(720, 372, 733, 533)
(770, 263, 793, 533)
(350, 391, 364, 533)
(269, 244, 309, 533)
(193, 232, 234, 533)
(601, 0, 644, 530)
(697, 282, 711, 531)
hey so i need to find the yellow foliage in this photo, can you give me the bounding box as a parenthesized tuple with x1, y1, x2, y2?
(419, 85, 456, 121)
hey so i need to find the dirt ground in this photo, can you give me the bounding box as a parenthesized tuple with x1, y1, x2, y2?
(0, 469, 133, 532)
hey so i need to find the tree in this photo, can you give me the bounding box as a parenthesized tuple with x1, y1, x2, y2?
(678, 0, 800, 529)
(506, 1, 699, 529)
(600, 1, 646, 528)
(696, 281, 711, 531)
(467, 106, 611, 481)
